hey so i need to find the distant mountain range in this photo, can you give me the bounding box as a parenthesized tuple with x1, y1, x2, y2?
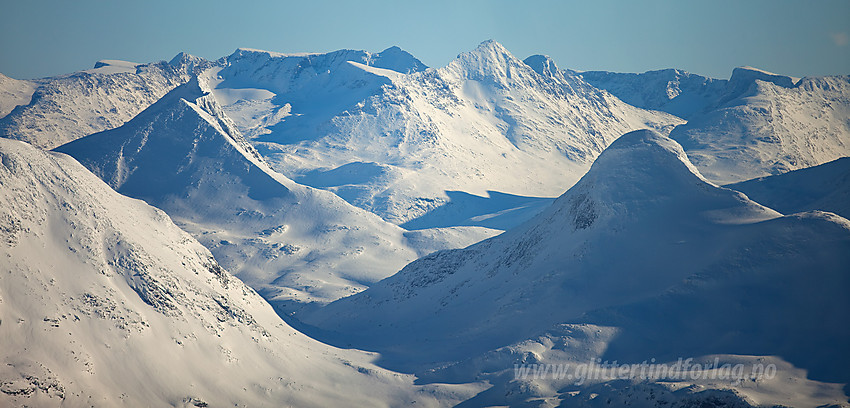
(1, 40, 848, 407)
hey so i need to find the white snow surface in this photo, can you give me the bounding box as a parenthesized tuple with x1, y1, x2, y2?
(0, 54, 211, 149)
(670, 73, 850, 184)
(84, 59, 140, 75)
(578, 65, 850, 184)
(0, 73, 37, 119)
(2, 42, 849, 407)
(578, 67, 728, 119)
(0, 137, 483, 407)
(212, 40, 683, 225)
(56, 76, 493, 313)
(304, 129, 850, 406)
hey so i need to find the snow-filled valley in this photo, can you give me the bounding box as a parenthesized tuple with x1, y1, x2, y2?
(1, 41, 849, 407)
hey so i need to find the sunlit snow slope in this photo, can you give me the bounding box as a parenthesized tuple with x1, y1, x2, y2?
(0, 73, 37, 118)
(0, 137, 479, 407)
(670, 69, 850, 183)
(0, 55, 210, 149)
(583, 66, 850, 185)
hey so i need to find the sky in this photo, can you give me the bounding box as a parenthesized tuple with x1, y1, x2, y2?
(1, 0, 848, 80)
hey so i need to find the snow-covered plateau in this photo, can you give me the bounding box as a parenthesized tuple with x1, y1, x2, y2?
(1, 41, 848, 407)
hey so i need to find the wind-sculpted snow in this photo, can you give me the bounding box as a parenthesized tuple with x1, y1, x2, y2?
(56, 76, 486, 313)
(0, 138, 481, 407)
(213, 40, 683, 225)
(305, 129, 850, 406)
(0, 54, 211, 149)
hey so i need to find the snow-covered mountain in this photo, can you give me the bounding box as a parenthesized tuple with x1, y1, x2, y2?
(669, 69, 850, 184)
(0, 137, 480, 407)
(214, 41, 682, 225)
(56, 76, 494, 314)
(727, 156, 850, 219)
(0, 54, 211, 149)
(578, 68, 728, 119)
(304, 129, 850, 406)
(579, 64, 850, 185)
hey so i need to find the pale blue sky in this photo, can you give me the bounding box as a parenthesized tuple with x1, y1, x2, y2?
(1, 0, 848, 80)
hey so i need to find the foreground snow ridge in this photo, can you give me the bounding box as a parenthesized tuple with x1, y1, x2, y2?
(0, 138, 479, 407)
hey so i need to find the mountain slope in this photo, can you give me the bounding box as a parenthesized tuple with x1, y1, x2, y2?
(56, 76, 486, 314)
(577, 65, 850, 184)
(669, 71, 850, 184)
(0, 73, 37, 118)
(214, 41, 683, 225)
(0, 138, 477, 407)
(304, 130, 850, 395)
(727, 156, 850, 219)
(0, 54, 210, 149)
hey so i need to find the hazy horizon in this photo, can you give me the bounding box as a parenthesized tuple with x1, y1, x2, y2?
(1, 0, 848, 80)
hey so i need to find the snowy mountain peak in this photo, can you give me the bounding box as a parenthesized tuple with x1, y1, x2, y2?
(591, 128, 702, 179)
(523, 54, 560, 77)
(731, 66, 797, 87)
(464, 39, 516, 62)
(475, 38, 510, 54)
(56, 74, 275, 198)
(556, 129, 778, 229)
(370, 45, 428, 73)
(565, 129, 708, 198)
(168, 51, 210, 73)
(723, 66, 798, 102)
(445, 39, 528, 82)
(55, 73, 428, 310)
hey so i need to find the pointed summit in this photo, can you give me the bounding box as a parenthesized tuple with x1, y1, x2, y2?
(55, 76, 285, 201)
(444, 40, 528, 83)
(169, 51, 211, 74)
(460, 39, 516, 63)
